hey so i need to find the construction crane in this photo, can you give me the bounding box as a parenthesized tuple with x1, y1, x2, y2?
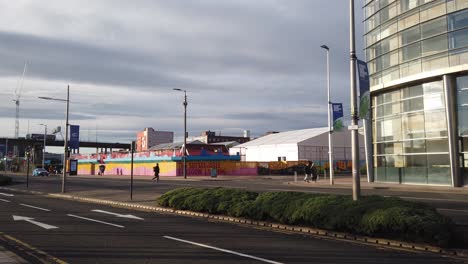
(13, 62, 28, 139)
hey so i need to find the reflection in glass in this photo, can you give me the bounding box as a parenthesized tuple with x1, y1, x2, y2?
(403, 140, 426, 153)
(448, 8, 468, 31)
(425, 110, 448, 138)
(427, 154, 451, 184)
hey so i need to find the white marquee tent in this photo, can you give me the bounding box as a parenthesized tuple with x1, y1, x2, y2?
(229, 127, 365, 162)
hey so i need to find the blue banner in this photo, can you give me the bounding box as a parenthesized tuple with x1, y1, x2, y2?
(357, 59, 370, 119)
(69, 125, 80, 149)
(332, 103, 344, 131)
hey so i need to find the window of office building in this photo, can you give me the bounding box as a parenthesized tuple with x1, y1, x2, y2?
(420, 0, 446, 23)
(448, 8, 468, 31)
(457, 75, 468, 185)
(421, 16, 447, 39)
(399, 0, 419, 13)
(449, 28, 468, 50)
(398, 8, 420, 31)
(373, 80, 451, 185)
(447, 0, 468, 13)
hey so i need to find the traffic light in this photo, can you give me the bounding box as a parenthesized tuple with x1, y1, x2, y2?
(25, 147, 31, 159)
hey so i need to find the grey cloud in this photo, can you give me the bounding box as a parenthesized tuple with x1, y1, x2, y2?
(0, 0, 365, 142)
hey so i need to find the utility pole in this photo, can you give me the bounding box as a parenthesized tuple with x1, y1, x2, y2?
(321, 45, 334, 185)
(183, 92, 187, 179)
(63, 85, 70, 193)
(173, 88, 188, 179)
(25, 147, 30, 189)
(349, 0, 360, 201)
(130, 141, 135, 200)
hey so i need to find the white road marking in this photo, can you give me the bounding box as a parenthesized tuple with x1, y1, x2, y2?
(67, 214, 124, 228)
(20, 204, 51, 212)
(0, 198, 10, 203)
(0, 193, 14, 197)
(437, 208, 468, 213)
(91, 209, 144, 220)
(164, 236, 283, 264)
(12, 215, 58, 230)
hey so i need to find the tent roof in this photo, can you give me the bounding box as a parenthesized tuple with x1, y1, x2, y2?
(235, 127, 329, 147)
(210, 141, 240, 147)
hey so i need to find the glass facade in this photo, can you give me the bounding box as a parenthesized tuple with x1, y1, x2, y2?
(458, 76, 468, 184)
(365, 0, 468, 186)
(372, 80, 451, 184)
(364, 0, 468, 86)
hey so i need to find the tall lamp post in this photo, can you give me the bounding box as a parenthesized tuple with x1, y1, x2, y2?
(320, 44, 334, 185)
(173, 88, 188, 179)
(39, 85, 70, 193)
(349, 0, 360, 201)
(39, 124, 47, 169)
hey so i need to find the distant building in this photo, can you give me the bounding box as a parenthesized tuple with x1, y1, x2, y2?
(136, 128, 173, 152)
(188, 130, 250, 144)
(148, 140, 229, 157)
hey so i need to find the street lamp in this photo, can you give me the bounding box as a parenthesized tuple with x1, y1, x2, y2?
(39, 124, 47, 169)
(38, 85, 70, 193)
(320, 44, 334, 186)
(173, 88, 187, 179)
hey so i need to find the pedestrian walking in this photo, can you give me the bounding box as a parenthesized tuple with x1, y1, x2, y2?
(99, 164, 105, 176)
(303, 161, 312, 183)
(311, 162, 318, 183)
(152, 163, 160, 182)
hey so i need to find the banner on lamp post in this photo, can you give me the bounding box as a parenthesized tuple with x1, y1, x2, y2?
(69, 125, 80, 150)
(332, 103, 344, 132)
(357, 59, 370, 120)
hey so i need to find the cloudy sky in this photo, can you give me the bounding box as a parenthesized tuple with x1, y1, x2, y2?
(0, 0, 364, 145)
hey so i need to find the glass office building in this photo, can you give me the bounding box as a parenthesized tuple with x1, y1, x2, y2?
(363, 0, 468, 186)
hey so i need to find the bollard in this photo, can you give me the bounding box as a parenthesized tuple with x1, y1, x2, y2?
(294, 171, 297, 183)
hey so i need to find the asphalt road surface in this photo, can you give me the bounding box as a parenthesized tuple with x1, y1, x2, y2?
(6, 174, 468, 224)
(0, 188, 463, 264)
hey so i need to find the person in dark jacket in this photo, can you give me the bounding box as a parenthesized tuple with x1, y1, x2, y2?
(311, 162, 318, 182)
(152, 163, 160, 182)
(303, 161, 312, 182)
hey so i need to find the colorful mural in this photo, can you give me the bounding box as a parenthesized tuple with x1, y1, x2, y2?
(72, 152, 365, 177)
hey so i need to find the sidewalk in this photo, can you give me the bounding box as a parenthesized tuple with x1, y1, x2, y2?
(0, 245, 26, 264)
(72, 173, 468, 194)
(287, 174, 468, 194)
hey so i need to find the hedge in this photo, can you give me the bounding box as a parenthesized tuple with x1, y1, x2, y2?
(0, 175, 12, 186)
(158, 187, 454, 247)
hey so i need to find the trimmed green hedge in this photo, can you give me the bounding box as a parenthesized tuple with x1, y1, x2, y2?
(0, 175, 12, 186)
(158, 187, 453, 247)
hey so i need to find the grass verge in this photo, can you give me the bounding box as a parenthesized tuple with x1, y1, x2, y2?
(158, 187, 454, 247)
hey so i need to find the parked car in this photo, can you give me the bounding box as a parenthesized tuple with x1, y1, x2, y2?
(32, 168, 49, 177)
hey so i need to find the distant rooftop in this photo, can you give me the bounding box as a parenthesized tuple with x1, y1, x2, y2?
(235, 127, 329, 147)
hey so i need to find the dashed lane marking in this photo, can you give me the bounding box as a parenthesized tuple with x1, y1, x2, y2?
(67, 214, 124, 228)
(19, 204, 51, 212)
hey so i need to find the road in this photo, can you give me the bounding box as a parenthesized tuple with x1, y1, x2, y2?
(6, 174, 468, 224)
(0, 188, 462, 263)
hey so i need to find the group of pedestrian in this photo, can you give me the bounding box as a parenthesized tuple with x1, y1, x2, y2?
(303, 161, 318, 183)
